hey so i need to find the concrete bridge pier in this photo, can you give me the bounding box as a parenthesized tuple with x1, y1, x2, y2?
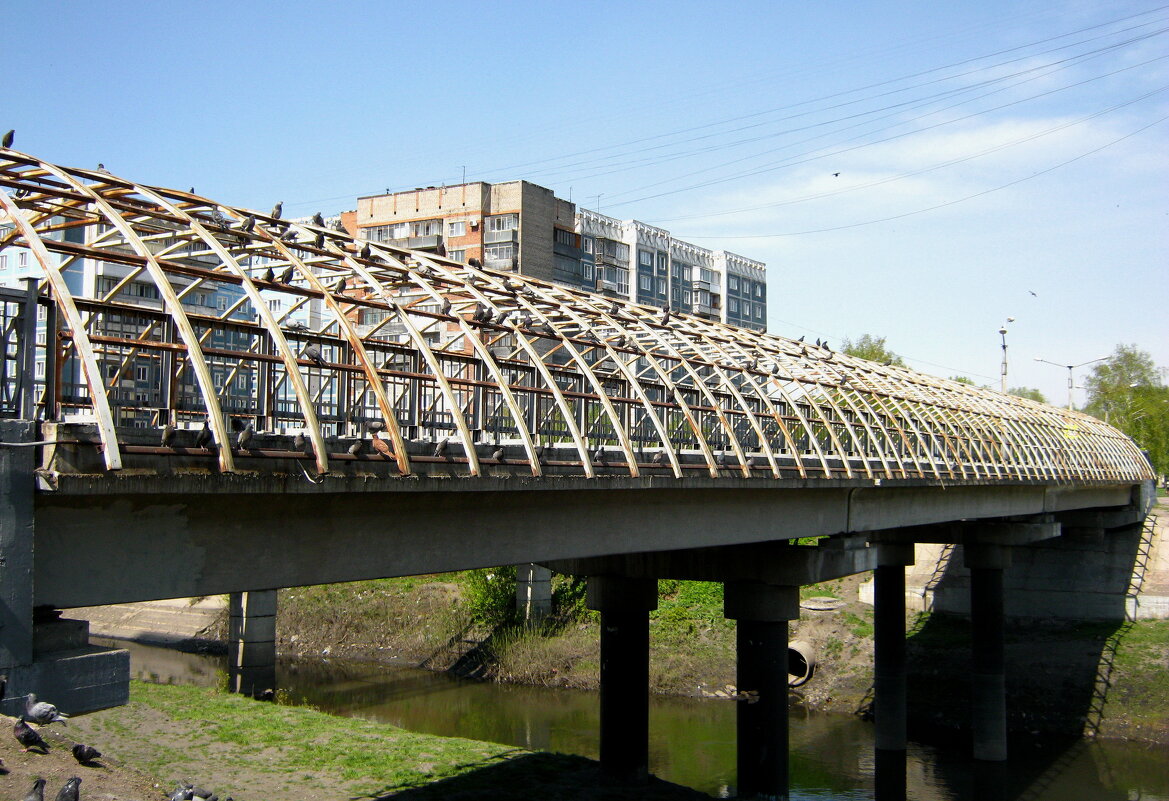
(587, 575, 658, 783)
(873, 542, 914, 752)
(516, 564, 552, 625)
(228, 589, 278, 698)
(965, 542, 1011, 761)
(725, 581, 800, 801)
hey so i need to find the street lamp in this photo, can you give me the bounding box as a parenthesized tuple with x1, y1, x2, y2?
(998, 317, 1015, 393)
(1034, 355, 1109, 410)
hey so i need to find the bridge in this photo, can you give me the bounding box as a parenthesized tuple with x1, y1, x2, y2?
(0, 148, 1157, 800)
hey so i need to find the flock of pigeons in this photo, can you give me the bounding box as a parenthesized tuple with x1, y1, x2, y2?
(3, 676, 231, 801)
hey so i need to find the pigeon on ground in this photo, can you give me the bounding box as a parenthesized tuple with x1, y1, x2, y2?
(302, 344, 327, 367)
(236, 423, 254, 451)
(168, 783, 194, 801)
(26, 693, 68, 725)
(71, 743, 101, 764)
(195, 419, 214, 450)
(161, 424, 176, 447)
(14, 718, 49, 752)
(21, 778, 45, 801)
(55, 778, 80, 801)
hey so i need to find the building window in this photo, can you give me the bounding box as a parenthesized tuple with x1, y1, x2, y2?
(728, 275, 739, 292)
(656, 252, 668, 273)
(582, 236, 595, 254)
(136, 365, 149, 382)
(729, 298, 739, 314)
(487, 213, 518, 232)
(216, 296, 227, 311)
(639, 273, 653, 291)
(0, 254, 7, 270)
(754, 283, 763, 298)
(412, 219, 441, 237)
(582, 262, 594, 282)
(485, 243, 515, 262)
(18, 252, 29, 268)
(448, 220, 467, 237)
(35, 361, 45, 379)
(554, 228, 576, 247)
(656, 277, 666, 295)
(448, 249, 466, 262)
(268, 298, 282, 311)
(638, 249, 653, 268)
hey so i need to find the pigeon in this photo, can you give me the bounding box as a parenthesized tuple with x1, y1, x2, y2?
(746, 456, 757, 469)
(14, 718, 49, 752)
(238, 215, 255, 233)
(332, 219, 347, 232)
(270, 201, 283, 220)
(366, 420, 385, 433)
(55, 778, 80, 801)
(660, 306, 671, 325)
(237, 422, 254, 450)
(314, 231, 325, 248)
(592, 446, 606, 465)
(371, 437, 393, 458)
(26, 693, 68, 725)
(440, 298, 452, 316)
(609, 301, 621, 317)
(797, 335, 805, 343)
(22, 778, 45, 801)
(480, 307, 494, 324)
(359, 243, 371, 260)
(468, 257, 482, 269)
(303, 344, 327, 367)
(195, 419, 214, 450)
(496, 310, 510, 326)
(292, 431, 307, 452)
(71, 742, 101, 763)
(492, 447, 505, 462)
(716, 451, 728, 467)
(264, 265, 275, 283)
(311, 212, 324, 227)
(347, 439, 363, 456)
(472, 303, 486, 322)
(286, 320, 309, 333)
(280, 228, 298, 243)
(2, 129, 13, 148)
(96, 163, 111, 175)
(168, 784, 194, 801)
(432, 437, 448, 458)
(652, 449, 667, 465)
(333, 276, 347, 293)
(161, 423, 176, 447)
(278, 265, 295, 283)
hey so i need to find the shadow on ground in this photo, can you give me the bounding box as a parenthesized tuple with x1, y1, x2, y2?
(367, 751, 715, 800)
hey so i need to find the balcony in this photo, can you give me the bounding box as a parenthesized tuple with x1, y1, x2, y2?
(406, 234, 443, 250)
(484, 229, 519, 245)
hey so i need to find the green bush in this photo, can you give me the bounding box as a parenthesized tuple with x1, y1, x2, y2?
(462, 567, 518, 627)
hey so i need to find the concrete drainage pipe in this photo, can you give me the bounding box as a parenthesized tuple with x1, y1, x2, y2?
(788, 640, 817, 687)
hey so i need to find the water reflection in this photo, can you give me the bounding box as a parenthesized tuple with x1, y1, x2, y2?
(97, 638, 1169, 800)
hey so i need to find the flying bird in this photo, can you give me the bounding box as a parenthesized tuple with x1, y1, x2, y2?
(832, 172, 841, 177)
(270, 201, 283, 220)
(71, 743, 101, 764)
(55, 777, 81, 801)
(1029, 290, 1037, 296)
(13, 718, 49, 752)
(195, 419, 214, 450)
(161, 423, 176, 447)
(236, 422, 254, 451)
(22, 778, 45, 801)
(2, 129, 14, 148)
(302, 344, 327, 367)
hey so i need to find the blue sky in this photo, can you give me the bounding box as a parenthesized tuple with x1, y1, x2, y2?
(5, 0, 1166, 405)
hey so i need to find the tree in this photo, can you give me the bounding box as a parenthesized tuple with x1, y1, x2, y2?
(1007, 386, 1047, 403)
(841, 334, 904, 366)
(1083, 344, 1169, 474)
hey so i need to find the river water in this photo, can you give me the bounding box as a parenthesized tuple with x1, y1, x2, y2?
(96, 638, 1169, 800)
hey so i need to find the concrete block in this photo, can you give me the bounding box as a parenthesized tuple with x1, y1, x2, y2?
(229, 615, 276, 643)
(34, 618, 90, 656)
(1, 645, 130, 715)
(724, 582, 800, 621)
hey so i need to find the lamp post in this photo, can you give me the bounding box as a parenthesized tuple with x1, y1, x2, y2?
(1034, 355, 1108, 410)
(998, 318, 1015, 393)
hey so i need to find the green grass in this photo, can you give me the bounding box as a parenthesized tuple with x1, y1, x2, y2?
(124, 680, 518, 790)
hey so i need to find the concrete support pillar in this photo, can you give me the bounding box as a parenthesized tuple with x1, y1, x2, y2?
(874, 543, 914, 752)
(0, 421, 36, 675)
(874, 748, 907, 801)
(586, 575, 658, 783)
(516, 564, 552, 625)
(725, 581, 800, 801)
(228, 590, 278, 698)
(965, 543, 1011, 761)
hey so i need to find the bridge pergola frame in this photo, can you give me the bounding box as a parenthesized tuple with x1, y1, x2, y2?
(0, 148, 1152, 487)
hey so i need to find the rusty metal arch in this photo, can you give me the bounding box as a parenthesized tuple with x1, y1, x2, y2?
(0, 148, 1155, 485)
